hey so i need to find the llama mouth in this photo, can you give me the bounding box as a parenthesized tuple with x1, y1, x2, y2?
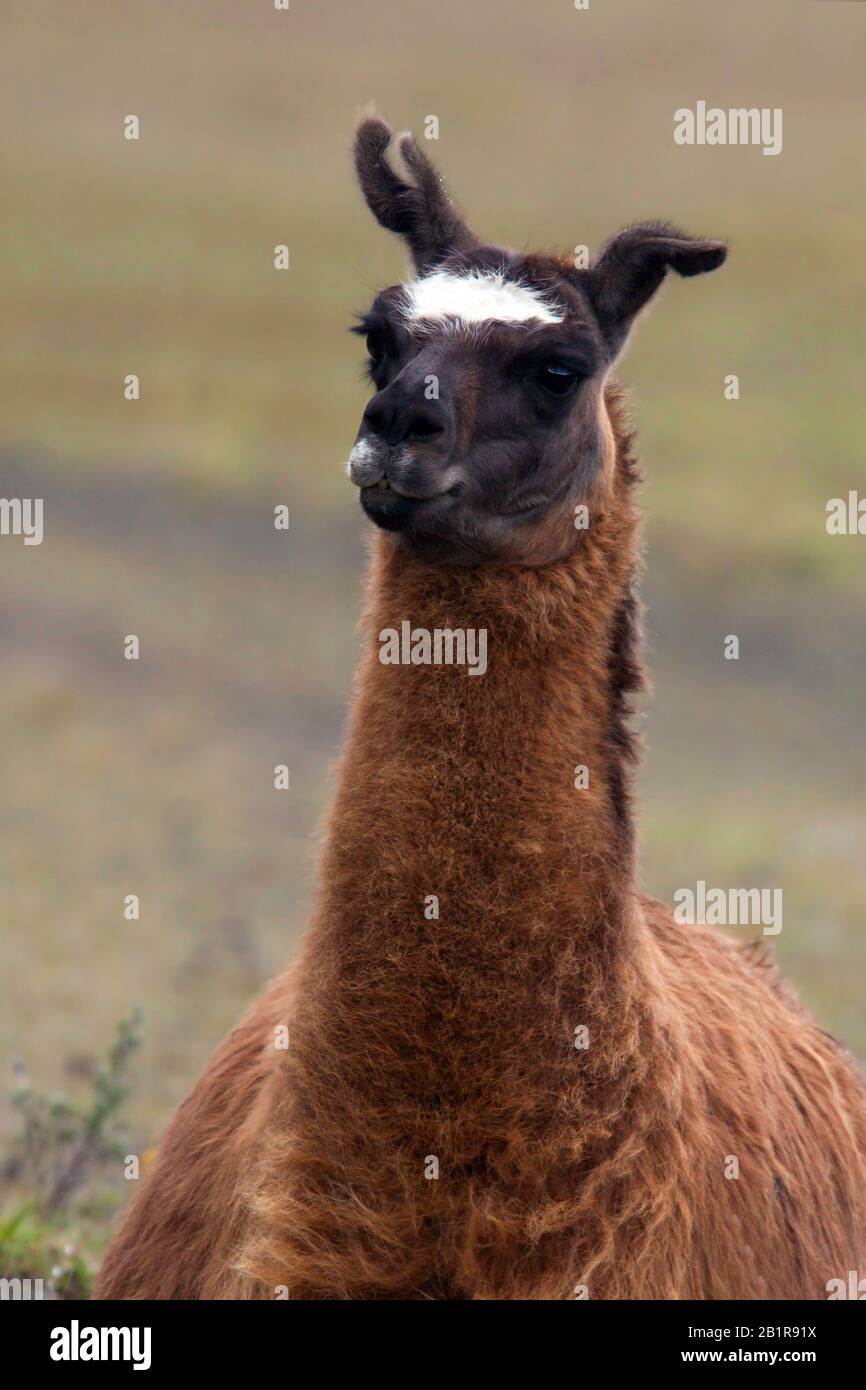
(362, 476, 449, 500)
(360, 481, 453, 531)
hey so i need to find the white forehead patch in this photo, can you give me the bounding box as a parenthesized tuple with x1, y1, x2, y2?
(401, 268, 564, 329)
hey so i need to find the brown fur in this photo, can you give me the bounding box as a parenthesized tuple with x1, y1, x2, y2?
(96, 386, 866, 1300)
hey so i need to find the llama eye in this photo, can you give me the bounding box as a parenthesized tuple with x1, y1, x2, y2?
(534, 362, 580, 395)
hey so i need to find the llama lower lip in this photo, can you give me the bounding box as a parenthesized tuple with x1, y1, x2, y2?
(360, 483, 451, 530)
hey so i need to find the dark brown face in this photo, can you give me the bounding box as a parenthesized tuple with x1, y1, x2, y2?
(349, 252, 612, 564)
(349, 118, 726, 566)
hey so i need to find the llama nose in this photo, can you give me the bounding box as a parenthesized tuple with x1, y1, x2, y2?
(362, 389, 448, 449)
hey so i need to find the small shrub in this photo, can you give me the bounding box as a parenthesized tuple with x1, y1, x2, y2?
(0, 1010, 143, 1299)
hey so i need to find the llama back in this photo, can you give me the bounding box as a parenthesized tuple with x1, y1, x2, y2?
(635, 897, 866, 1299)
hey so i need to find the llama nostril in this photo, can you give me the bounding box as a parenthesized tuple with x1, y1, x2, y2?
(404, 419, 445, 444)
(363, 389, 448, 449)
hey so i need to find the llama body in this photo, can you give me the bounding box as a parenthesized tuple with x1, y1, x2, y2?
(95, 123, 866, 1300)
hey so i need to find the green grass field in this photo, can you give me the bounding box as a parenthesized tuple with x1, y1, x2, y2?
(1, 0, 864, 1284)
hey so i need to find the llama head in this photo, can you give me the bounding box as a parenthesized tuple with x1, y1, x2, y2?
(348, 117, 726, 565)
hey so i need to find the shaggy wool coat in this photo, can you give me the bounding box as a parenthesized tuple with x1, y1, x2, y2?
(95, 389, 866, 1300)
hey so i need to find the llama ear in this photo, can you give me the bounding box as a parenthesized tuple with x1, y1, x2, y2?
(354, 117, 478, 273)
(585, 222, 727, 352)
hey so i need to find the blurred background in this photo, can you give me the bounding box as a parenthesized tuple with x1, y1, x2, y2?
(1, 0, 864, 1290)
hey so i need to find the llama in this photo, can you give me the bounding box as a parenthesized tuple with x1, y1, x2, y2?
(95, 119, 866, 1300)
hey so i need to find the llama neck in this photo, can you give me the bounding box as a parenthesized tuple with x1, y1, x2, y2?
(315, 425, 643, 974)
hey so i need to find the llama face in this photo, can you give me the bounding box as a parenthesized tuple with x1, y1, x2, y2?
(348, 253, 613, 564)
(349, 118, 726, 565)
